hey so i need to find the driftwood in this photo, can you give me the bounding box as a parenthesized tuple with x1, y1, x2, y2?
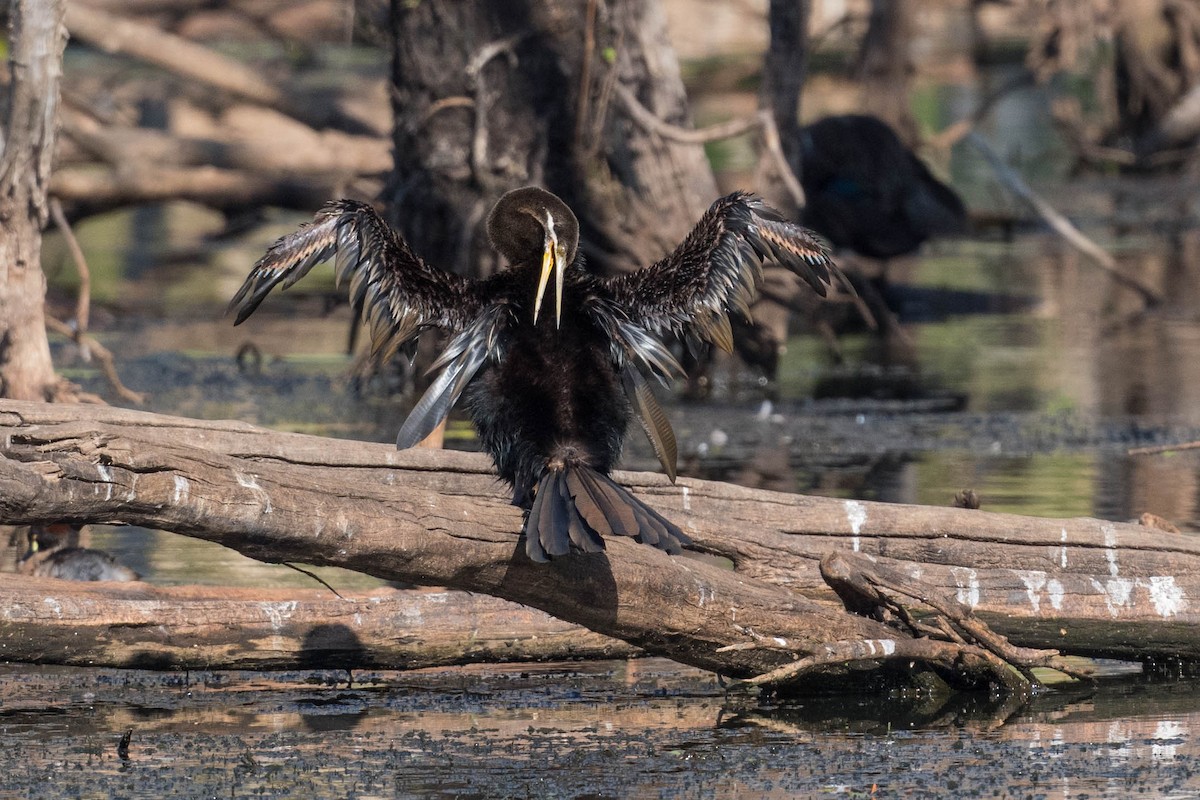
(2, 401, 1199, 687)
(0, 575, 636, 670)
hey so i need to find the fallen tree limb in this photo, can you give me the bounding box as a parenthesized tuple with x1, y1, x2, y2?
(50, 163, 362, 219)
(1, 401, 1198, 676)
(60, 105, 391, 179)
(66, 4, 288, 118)
(0, 401, 909, 684)
(0, 575, 637, 670)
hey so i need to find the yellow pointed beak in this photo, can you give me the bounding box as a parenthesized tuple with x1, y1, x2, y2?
(532, 213, 565, 328)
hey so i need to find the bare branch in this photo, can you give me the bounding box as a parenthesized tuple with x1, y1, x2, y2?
(966, 132, 1163, 306)
(48, 198, 89, 333)
(65, 4, 287, 110)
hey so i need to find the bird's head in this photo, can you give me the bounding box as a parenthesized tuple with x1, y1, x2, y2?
(487, 187, 580, 328)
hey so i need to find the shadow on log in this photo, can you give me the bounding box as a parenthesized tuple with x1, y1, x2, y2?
(2, 401, 1198, 690)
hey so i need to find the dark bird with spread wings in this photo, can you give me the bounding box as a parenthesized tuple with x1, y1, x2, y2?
(230, 187, 847, 561)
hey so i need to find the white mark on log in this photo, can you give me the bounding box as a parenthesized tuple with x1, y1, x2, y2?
(172, 475, 190, 504)
(125, 474, 138, 501)
(260, 601, 297, 631)
(1014, 570, 1047, 613)
(353, 612, 363, 627)
(1046, 578, 1065, 611)
(384, 472, 396, 486)
(94, 464, 114, 500)
(772, 637, 788, 648)
(1059, 528, 1068, 569)
(235, 471, 273, 513)
(697, 585, 715, 609)
(43, 598, 63, 617)
(908, 567, 923, 582)
(1103, 524, 1119, 576)
(1146, 576, 1187, 618)
(1087, 575, 1185, 619)
(844, 501, 867, 551)
(681, 486, 690, 512)
(951, 567, 980, 608)
(864, 639, 897, 657)
(1106, 721, 1128, 745)
(1091, 577, 1134, 617)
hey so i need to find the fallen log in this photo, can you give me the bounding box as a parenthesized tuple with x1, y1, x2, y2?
(0, 401, 915, 686)
(0, 400, 1197, 683)
(0, 575, 637, 670)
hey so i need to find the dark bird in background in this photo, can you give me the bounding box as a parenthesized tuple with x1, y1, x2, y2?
(18, 523, 140, 582)
(798, 114, 967, 259)
(684, 116, 964, 397)
(230, 187, 847, 561)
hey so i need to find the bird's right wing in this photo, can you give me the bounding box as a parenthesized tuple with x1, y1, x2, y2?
(229, 200, 482, 362)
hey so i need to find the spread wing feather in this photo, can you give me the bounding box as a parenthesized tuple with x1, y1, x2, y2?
(592, 192, 847, 481)
(606, 191, 847, 350)
(620, 365, 678, 482)
(394, 306, 506, 450)
(228, 201, 480, 358)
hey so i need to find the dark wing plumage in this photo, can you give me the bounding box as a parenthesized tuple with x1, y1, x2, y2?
(228, 200, 481, 363)
(593, 192, 847, 480)
(606, 191, 847, 350)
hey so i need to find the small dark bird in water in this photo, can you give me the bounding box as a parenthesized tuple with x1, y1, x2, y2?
(230, 188, 847, 561)
(18, 523, 140, 582)
(799, 114, 967, 259)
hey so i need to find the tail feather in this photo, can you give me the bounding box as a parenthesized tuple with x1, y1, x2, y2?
(523, 464, 690, 560)
(539, 471, 572, 559)
(525, 477, 553, 563)
(559, 474, 603, 553)
(578, 468, 640, 539)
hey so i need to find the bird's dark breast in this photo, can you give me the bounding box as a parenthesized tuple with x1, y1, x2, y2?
(462, 298, 629, 506)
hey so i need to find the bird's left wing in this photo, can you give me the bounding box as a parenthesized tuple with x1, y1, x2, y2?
(595, 192, 847, 481)
(605, 191, 846, 352)
(229, 200, 481, 362)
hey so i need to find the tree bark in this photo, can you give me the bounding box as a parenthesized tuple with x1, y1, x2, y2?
(1, 400, 1199, 677)
(387, 0, 716, 280)
(855, 0, 916, 145)
(0, 576, 637, 670)
(0, 0, 66, 401)
(754, 0, 811, 217)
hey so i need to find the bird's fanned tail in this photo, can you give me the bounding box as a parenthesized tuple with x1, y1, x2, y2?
(523, 463, 690, 562)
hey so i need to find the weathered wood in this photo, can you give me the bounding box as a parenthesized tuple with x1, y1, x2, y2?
(1, 400, 1198, 668)
(0, 401, 900, 681)
(0, 575, 637, 670)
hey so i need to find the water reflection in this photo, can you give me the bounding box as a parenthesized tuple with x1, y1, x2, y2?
(1, 660, 1197, 799)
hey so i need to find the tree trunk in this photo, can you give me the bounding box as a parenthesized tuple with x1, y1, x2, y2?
(3, 401, 1199, 683)
(0, 0, 65, 401)
(754, 0, 811, 217)
(855, 0, 916, 145)
(387, 0, 716, 279)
